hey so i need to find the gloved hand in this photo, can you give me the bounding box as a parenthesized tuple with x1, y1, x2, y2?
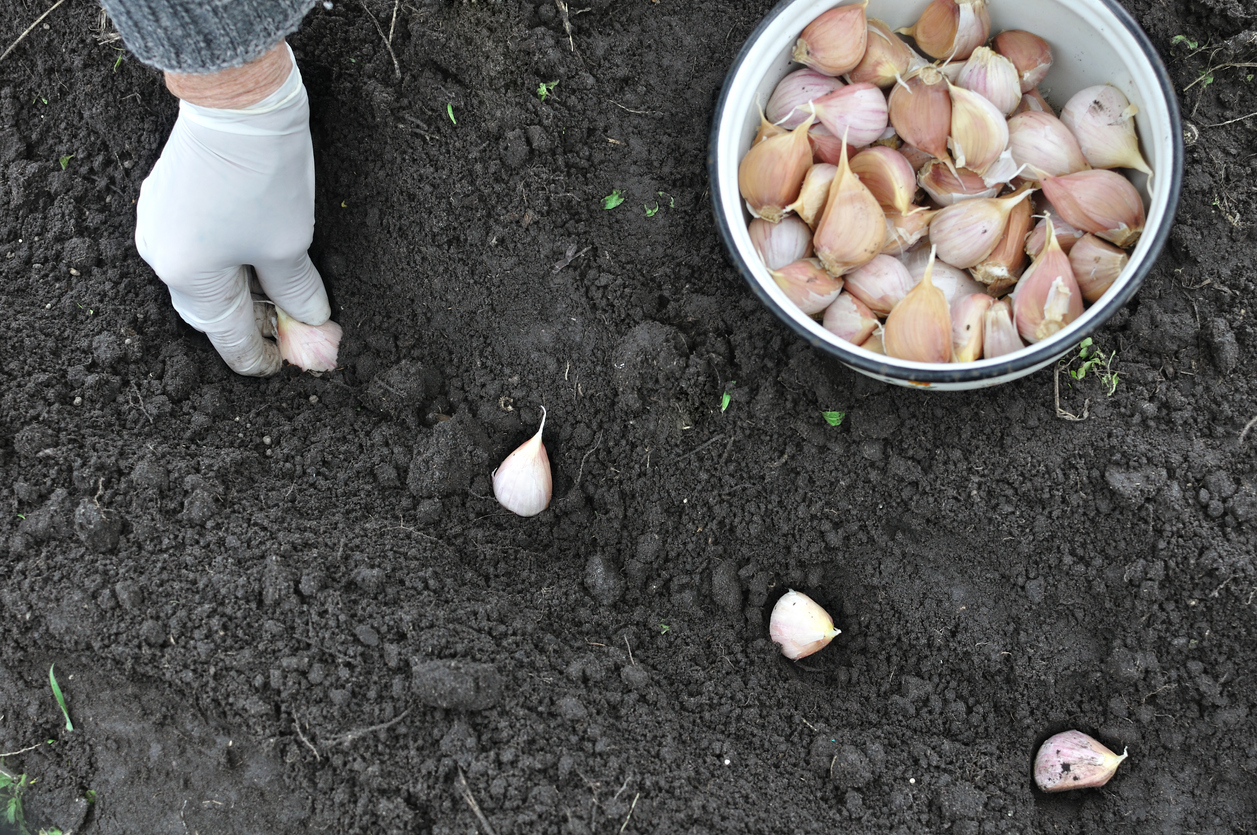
(136, 43, 330, 376)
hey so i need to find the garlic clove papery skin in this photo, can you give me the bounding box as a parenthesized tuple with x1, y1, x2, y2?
(860, 328, 887, 354)
(898, 143, 935, 172)
(992, 30, 1053, 93)
(888, 66, 952, 163)
(1025, 207, 1086, 256)
(493, 407, 553, 517)
(899, 0, 990, 62)
(812, 132, 886, 276)
(1034, 731, 1128, 793)
(982, 297, 1024, 358)
(884, 246, 953, 363)
(1060, 84, 1153, 176)
(947, 82, 1009, 176)
(955, 46, 1022, 117)
(971, 185, 1033, 294)
(1012, 219, 1084, 343)
(1041, 169, 1146, 248)
(792, 2, 869, 77)
(899, 246, 985, 303)
(1068, 233, 1128, 303)
(1012, 87, 1056, 118)
(766, 69, 845, 130)
(844, 253, 917, 315)
(850, 18, 915, 88)
(951, 292, 994, 362)
(1008, 111, 1091, 178)
(822, 291, 879, 344)
(811, 83, 892, 150)
(918, 159, 1000, 206)
(739, 114, 815, 222)
(786, 163, 838, 228)
(275, 306, 342, 372)
(750, 215, 814, 270)
(770, 590, 841, 660)
(754, 109, 788, 145)
(772, 258, 844, 316)
(850, 146, 917, 214)
(881, 206, 937, 255)
(928, 189, 1032, 269)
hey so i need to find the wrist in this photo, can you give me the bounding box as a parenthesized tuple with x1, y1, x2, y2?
(164, 41, 292, 109)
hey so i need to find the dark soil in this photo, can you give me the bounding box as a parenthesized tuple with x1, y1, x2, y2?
(2, 0, 1256, 832)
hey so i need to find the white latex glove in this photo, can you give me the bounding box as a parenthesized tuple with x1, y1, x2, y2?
(136, 44, 329, 376)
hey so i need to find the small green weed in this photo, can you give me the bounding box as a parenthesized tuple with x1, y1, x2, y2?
(536, 80, 558, 101)
(1068, 338, 1119, 396)
(602, 189, 625, 210)
(658, 623, 670, 634)
(447, 103, 456, 124)
(1171, 34, 1199, 50)
(645, 202, 660, 217)
(49, 665, 73, 732)
(821, 410, 845, 427)
(0, 768, 29, 834)
(58, 155, 73, 171)
(721, 382, 737, 413)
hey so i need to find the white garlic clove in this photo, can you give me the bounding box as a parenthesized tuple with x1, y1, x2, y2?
(811, 82, 892, 150)
(849, 146, 917, 215)
(493, 408, 553, 517)
(1060, 84, 1153, 176)
(275, 306, 342, 372)
(1025, 206, 1086, 257)
(955, 46, 1021, 116)
(898, 0, 990, 62)
(951, 292, 994, 362)
(899, 246, 985, 303)
(1041, 169, 1146, 248)
(812, 131, 885, 276)
(766, 68, 845, 130)
(881, 206, 937, 255)
(918, 159, 999, 206)
(1034, 731, 1128, 793)
(1068, 233, 1128, 303)
(1012, 218, 1084, 343)
(750, 215, 814, 270)
(844, 253, 916, 315)
(769, 590, 840, 660)
(982, 297, 1024, 358)
(822, 291, 879, 344)
(947, 82, 1009, 176)
(1012, 87, 1056, 117)
(1008, 111, 1091, 178)
(888, 66, 952, 163)
(786, 163, 839, 228)
(928, 189, 1032, 269)
(883, 246, 953, 363)
(850, 18, 915, 88)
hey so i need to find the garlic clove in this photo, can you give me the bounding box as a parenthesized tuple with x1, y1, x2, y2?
(275, 306, 342, 372)
(860, 327, 887, 354)
(1008, 111, 1091, 178)
(850, 146, 917, 214)
(844, 253, 917, 315)
(971, 184, 1033, 294)
(754, 108, 788, 145)
(812, 131, 886, 276)
(955, 46, 1022, 116)
(884, 246, 953, 363)
(1012, 218, 1084, 343)
(493, 407, 553, 517)
(1012, 86, 1056, 117)
(850, 18, 915, 88)
(772, 258, 844, 316)
(822, 291, 879, 344)
(739, 113, 816, 222)
(1060, 84, 1153, 176)
(992, 30, 1053, 93)
(792, 2, 869, 77)
(766, 68, 845, 130)
(947, 82, 1009, 176)
(811, 82, 891, 150)
(1034, 731, 1128, 793)
(1025, 206, 1086, 256)
(881, 205, 938, 255)
(918, 158, 999, 206)
(898, 143, 935, 172)
(770, 589, 841, 660)
(1041, 169, 1146, 248)
(982, 297, 1024, 358)
(808, 124, 846, 165)
(786, 163, 839, 228)
(1068, 233, 1128, 303)
(928, 188, 1033, 269)
(888, 66, 952, 163)
(951, 292, 994, 362)
(899, 246, 985, 302)
(898, 0, 990, 62)
(750, 215, 814, 270)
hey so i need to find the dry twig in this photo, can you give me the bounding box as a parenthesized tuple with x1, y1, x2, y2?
(456, 768, 499, 835)
(1, 0, 67, 64)
(360, 0, 401, 79)
(1054, 368, 1088, 422)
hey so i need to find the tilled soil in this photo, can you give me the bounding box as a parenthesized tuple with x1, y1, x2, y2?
(1, 0, 1256, 832)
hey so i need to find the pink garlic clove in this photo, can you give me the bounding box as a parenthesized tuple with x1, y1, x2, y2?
(1034, 731, 1128, 793)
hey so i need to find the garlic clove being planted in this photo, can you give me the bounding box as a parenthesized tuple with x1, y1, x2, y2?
(772, 258, 844, 316)
(793, 2, 869, 77)
(739, 113, 815, 222)
(884, 246, 952, 363)
(1041, 169, 1146, 248)
(1008, 111, 1091, 178)
(850, 18, 915, 88)
(992, 30, 1053, 93)
(275, 306, 342, 372)
(770, 590, 841, 660)
(982, 297, 1024, 358)
(1060, 84, 1153, 176)
(955, 46, 1022, 116)
(844, 253, 916, 315)
(1012, 218, 1084, 343)
(810, 83, 892, 150)
(750, 215, 814, 270)
(951, 292, 994, 362)
(493, 407, 553, 517)
(898, 0, 990, 62)
(947, 82, 1009, 176)
(1034, 731, 1128, 793)
(822, 291, 879, 344)
(1068, 233, 1128, 303)
(849, 146, 917, 215)
(812, 131, 886, 276)
(766, 68, 845, 130)
(888, 66, 952, 163)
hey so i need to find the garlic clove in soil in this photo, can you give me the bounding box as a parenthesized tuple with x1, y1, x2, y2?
(898, 0, 990, 62)
(883, 246, 952, 363)
(792, 2, 869, 77)
(739, 113, 815, 222)
(1034, 731, 1129, 793)
(750, 215, 814, 270)
(770, 589, 841, 660)
(275, 306, 342, 372)
(1060, 84, 1153, 176)
(992, 29, 1053, 93)
(493, 407, 553, 517)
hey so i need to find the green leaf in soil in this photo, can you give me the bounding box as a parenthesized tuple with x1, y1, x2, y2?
(822, 410, 845, 426)
(602, 189, 625, 210)
(50, 664, 73, 731)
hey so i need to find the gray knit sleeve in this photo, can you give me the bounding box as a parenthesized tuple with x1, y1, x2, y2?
(99, 0, 319, 73)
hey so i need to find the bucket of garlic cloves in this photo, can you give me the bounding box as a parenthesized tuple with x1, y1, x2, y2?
(709, 0, 1183, 389)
